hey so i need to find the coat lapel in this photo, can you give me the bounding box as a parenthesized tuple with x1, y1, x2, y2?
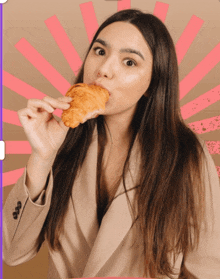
(82, 134, 142, 277)
(72, 123, 142, 276)
(71, 124, 99, 249)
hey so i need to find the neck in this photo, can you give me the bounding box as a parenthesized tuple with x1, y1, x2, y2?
(103, 110, 134, 149)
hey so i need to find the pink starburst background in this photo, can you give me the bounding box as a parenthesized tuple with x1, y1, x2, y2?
(3, 0, 220, 186)
(2, 1, 220, 277)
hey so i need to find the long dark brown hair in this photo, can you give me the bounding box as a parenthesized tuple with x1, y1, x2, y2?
(41, 9, 207, 278)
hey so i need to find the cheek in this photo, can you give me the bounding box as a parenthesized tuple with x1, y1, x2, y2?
(122, 72, 151, 95)
(83, 60, 93, 82)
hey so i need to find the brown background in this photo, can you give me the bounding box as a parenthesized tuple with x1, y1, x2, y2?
(3, 0, 220, 278)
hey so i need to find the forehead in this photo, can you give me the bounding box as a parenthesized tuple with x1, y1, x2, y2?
(96, 21, 151, 55)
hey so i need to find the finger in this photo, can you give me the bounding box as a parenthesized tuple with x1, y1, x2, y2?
(27, 99, 54, 113)
(42, 96, 71, 110)
(18, 107, 38, 119)
(18, 108, 39, 127)
(57, 96, 73, 103)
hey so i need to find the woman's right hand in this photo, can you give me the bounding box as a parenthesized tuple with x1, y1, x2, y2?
(18, 96, 73, 160)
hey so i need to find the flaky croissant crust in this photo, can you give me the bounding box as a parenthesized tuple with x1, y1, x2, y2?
(61, 83, 109, 128)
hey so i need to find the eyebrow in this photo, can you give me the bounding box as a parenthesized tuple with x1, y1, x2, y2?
(94, 38, 145, 61)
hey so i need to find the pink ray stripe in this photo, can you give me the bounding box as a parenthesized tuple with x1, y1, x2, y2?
(181, 84, 220, 120)
(80, 2, 99, 43)
(3, 70, 62, 118)
(15, 38, 71, 95)
(205, 141, 220, 155)
(55, 109, 62, 118)
(188, 115, 220, 134)
(3, 168, 25, 187)
(45, 15, 82, 76)
(179, 42, 220, 100)
(175, 15, 204, 65)
(117, 0, 131, 11)
(3, 109, 21, 126)
(5, 141, 31, 154)
(153, 2, 169, 23)
(3, 70, 47, 99)
(3, 108, 61, 125)
(216, 166, 220, 177)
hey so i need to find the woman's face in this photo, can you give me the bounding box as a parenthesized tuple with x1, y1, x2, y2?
(83, 21, 153, 117)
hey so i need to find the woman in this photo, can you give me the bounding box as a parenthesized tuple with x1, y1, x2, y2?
(3, 8, 220, 279)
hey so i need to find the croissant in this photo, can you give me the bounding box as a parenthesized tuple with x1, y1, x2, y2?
(61, 83, 109, 128)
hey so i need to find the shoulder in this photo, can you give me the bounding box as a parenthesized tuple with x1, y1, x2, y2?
(196, 136, 219, 184)
(195, 136, 220, 230)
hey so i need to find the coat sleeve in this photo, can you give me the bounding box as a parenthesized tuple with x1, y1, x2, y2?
(183, 140, 220, 278)
(3, 167, 53, 266)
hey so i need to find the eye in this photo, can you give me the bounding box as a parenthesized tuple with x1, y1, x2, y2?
(123, 59, 137, 67)
(93, 47, 105, 56)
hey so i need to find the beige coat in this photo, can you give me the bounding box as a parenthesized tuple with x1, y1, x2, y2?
(3, 125, 220, 278)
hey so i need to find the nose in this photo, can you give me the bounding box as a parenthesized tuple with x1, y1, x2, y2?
(96, 55, 116, 79)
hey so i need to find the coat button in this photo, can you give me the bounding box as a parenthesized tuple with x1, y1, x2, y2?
(17, 201, 22, 209)
(13, 212, 18, 219)
(15, 206, 20, 214)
